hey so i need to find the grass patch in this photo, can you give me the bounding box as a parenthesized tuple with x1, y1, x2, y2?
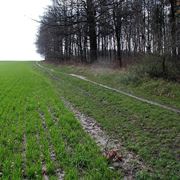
(39, 62, 180, 179)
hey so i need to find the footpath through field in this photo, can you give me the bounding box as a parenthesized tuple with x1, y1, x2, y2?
(37, 62, 180, 114)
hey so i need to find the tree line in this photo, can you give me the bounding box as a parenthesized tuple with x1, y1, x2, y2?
(36, 0, 180, 67)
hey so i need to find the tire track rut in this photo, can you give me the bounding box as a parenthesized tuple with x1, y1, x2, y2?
(61, 97, 152, 179)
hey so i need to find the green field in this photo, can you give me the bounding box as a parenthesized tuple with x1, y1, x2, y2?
(0, 62, 119, 179)
(0, 62, 179, 179)
(38, 62, 180, 179)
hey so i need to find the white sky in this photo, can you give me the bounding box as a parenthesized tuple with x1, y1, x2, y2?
(0, 0, 51, 61)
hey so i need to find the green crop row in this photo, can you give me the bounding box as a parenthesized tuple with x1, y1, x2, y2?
(0, 62, 119, 179)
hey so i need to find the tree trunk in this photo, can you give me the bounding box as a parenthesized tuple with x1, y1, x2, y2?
(112, 4, 122, 67)
(169, 0, 177, 56)
(86, 0, 97, 63)
(116, 29, 122, 67)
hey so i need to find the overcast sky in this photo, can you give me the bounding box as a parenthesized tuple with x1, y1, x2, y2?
(0, 0, 51, 61)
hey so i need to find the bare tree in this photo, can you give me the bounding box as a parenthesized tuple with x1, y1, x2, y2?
(36, 0, 180, 66)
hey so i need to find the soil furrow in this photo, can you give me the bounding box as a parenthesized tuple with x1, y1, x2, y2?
(48, 108, 59, 125)
(22, 133, 27, 179)
(39, 111, 65, 180)
(36, 131, 49, 180)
